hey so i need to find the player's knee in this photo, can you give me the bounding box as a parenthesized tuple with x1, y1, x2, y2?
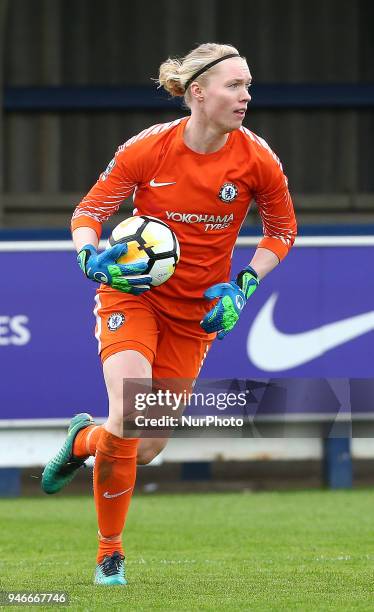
(137, 451, 155, 465)
(137, 445, 162, 465)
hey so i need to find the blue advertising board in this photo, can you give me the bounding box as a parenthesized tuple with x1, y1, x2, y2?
(203, 243, 374, 378)
(0, 239, 373, 421)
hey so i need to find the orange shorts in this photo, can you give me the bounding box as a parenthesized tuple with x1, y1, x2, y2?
(93, 286, 215, 380)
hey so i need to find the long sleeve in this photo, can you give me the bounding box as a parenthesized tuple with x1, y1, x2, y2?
(254, 147, 297, 261)
(71, 148, 138, 240)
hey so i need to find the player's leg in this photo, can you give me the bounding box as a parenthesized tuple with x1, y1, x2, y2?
(47, 312, 209, 467)
(94, 348, 151, 585)
(68, 419, 167, 465)
(41, 291, 157, 494)
(135, 303, 214, 465)
(87, 290, 157, 584)
(41, 290, 158, 585)
(137, 437, 169, 465)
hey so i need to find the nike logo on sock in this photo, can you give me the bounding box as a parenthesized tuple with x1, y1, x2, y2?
(103, 487, 133, 499)
(150, 178, 176, 187)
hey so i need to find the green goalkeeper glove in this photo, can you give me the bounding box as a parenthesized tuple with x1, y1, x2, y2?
(200, 266, 259, 339)
(77, 243, 152, 294)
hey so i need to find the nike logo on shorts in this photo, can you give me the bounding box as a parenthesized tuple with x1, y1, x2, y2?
(103, 487, 133, 499)
(150, 178, 176, 187)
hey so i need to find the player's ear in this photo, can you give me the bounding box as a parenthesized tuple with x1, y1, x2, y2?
(190, 82, 204, 102)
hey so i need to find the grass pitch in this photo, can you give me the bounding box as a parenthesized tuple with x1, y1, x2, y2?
(1, 490, 374, 610)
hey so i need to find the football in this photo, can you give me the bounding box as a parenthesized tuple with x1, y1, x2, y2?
(107, 215, 180, 286)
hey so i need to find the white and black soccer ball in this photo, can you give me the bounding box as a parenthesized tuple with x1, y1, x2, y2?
(107, 215, 180, 286)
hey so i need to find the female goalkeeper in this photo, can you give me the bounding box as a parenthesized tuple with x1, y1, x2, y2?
(42, 42, 297, 585)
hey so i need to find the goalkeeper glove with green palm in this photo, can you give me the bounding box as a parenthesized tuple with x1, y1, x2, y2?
(77, 243, 152, 294)
(200, 266, 259, 339)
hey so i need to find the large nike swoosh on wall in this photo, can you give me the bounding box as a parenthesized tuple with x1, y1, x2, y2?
(247, 293, 374, 371)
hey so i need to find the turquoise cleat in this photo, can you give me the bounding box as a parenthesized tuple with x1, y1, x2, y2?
(41, 412, 94, 494)
(94, 552, 127, 586)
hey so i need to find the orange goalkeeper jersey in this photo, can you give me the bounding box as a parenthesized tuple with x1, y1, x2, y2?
(71, 117, 297, 301)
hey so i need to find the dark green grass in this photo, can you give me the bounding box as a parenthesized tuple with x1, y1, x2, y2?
(1, 490, 374, 610)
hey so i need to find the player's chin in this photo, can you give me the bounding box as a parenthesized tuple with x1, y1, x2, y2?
(230, 112, 246, 128)
(223, 118, 243, 133)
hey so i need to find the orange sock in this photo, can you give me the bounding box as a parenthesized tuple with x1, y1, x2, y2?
(73, 425, 103, 459)
(93, 429, 139, 563)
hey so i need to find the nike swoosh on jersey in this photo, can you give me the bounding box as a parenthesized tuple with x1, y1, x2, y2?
(103, 487, 133, 499)
(247, 293, 374, 371)
(150, 178, 176, 187)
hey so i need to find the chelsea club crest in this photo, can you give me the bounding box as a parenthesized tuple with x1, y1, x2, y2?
(218, 182, 238, 203)
(107, 312, 125, 331)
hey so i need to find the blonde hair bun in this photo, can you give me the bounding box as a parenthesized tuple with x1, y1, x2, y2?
(157, 43, 241, 103)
